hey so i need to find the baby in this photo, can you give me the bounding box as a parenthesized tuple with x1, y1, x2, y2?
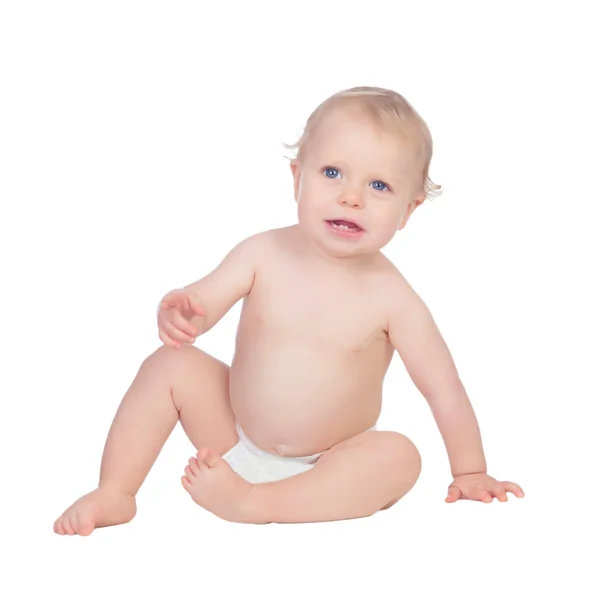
(54, 86, 524, 534)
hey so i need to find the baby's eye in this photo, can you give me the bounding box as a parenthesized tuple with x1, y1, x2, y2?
(371, 180, 389, 192)
(323, 167, 340, 179)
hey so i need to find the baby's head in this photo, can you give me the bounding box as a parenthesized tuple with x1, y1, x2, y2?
(286, 86, 441, 258)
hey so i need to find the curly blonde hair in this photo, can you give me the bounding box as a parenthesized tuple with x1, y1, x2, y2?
(284, 86, 442, 201)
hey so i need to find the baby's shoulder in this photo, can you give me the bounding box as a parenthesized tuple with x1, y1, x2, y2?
(226, 227, 295, 278)
(244, 226, 291, 248)
(232, 228, 281, 259)
(244, 226, 301, 261)
(368, 253, 409, 287)
(367, 255, 420, 311)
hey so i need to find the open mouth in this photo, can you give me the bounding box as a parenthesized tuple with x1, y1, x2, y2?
(326, 219, 363, 232)
(325, 219, 365, 239)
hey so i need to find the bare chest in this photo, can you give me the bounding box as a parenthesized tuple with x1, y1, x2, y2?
(247, 267, 389, 353)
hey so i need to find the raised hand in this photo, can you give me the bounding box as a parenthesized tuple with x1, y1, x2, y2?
(157, 289, 206, 348)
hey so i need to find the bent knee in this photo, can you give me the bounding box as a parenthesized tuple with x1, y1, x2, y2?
(148, 343, 202, 363)
(144, 344, 221, 366)
(143, 344, 227, 377)
(377, 431, 422, 482)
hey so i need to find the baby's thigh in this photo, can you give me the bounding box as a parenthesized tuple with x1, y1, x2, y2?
(316, 430, 422, 506)
(325, 430, 420, 466)
(149, 344, 238, 455)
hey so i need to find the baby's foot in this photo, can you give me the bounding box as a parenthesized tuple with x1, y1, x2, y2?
(182, 448, 255, 523)
(53, 487, 137, 536)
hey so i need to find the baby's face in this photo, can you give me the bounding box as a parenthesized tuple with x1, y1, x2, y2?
(292, 108, 424, 258)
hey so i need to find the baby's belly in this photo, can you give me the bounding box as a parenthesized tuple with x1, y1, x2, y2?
(228, 334, 388, 457)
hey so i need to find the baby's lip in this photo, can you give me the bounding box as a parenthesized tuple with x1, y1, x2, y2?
(327, 218, 365, 231)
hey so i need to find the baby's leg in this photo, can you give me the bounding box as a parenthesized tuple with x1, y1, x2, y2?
(53, 345, 237, 536)
(246, 430, 421, 523)
(182, 430, 421, 524)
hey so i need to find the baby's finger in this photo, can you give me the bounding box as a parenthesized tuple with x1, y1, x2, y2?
(501, 481, 525, 498)
(493, 486, 508, 502)
(171, 311, 198, 338)
(160, 294, 180, 311)
(159, 325, 186, 347)
(163, 321, 195, 344)
(159, 329, 180, 348)
(445, 486, 461, 503)
(471, 488, 493, 503)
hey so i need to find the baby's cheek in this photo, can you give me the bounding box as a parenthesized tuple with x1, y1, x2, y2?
(298, 193, 323, 216)
(375, 207, 403, 231)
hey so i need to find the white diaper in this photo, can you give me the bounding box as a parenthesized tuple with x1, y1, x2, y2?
(222, 423, 376, 484)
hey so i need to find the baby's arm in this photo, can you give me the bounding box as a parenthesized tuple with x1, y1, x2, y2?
(386, 275, 524, 502)
(182, 232, 266, 335)
(385, 277, 487, 477)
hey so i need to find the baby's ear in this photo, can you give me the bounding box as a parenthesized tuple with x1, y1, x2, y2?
(397, 193, 426, 230)
(290, 160, 301, 201)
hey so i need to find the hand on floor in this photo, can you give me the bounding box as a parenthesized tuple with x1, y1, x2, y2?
(446, 472, 524, 503)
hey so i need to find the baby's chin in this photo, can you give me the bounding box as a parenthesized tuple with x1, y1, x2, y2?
(295, 219, 391, 260)
(316, 233, 387, 261)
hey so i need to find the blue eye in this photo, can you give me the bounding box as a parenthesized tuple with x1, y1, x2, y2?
(371, 180, 389, 192)
(323, 167, 340, 179)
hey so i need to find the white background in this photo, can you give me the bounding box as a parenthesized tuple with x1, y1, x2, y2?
(1, 1, 599, 598)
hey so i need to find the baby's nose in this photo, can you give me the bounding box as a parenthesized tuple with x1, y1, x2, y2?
(338, 190, 364, 208)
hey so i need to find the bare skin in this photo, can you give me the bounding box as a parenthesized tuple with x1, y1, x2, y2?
(54, 102, 523, 533)
(54, 345, 239, 534)
(54, 227, 420, 532)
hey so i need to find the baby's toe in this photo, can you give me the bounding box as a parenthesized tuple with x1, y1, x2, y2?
(76, 514, 95, 536)
(203, 449, 221, 468)
(188, 456, 200, 476)
(53, 517, 65, 535)
(181, 475, 192, 492)
(184, 465, 195, 482)
(62, 515, 76, 535)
